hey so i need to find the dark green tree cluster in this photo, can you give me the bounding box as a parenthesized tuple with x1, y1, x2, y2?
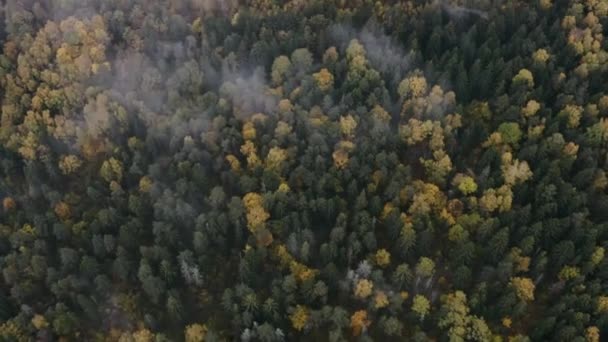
(1, 0, 608, 340)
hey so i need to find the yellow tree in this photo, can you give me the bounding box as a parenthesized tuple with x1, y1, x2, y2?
(290, 305, 309, 331)
(510, 277, 535, 302)
(184, 323, 207, 342)
(313, 68, 334, 92)
(243, 193, 270, 233)
(354, 279, 374, 299)
(412, 295, 431, 320)
(350, 310, 371, 336)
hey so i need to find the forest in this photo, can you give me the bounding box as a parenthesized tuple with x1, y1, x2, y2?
(1, 0, 608, 340)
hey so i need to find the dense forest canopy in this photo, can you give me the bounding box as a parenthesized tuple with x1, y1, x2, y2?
(1, 0, 608, 340)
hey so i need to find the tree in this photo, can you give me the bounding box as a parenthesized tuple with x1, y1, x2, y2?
(350, 310, 371, 336)
(510, 277, 535, 302)
(375, 249, 391, 267)
(398, 73, 428, 98)
(59, 155, 82, 175)
(2, 197, 16, 212)
(340, 115, 358, 138)
(412, 295, 430, 320)
(313, 68, 334, 92)
(133, 329, 155, 342)
(416, 257, 435, 278)
(291, 48, 313, 74)
(497, 122, 523, 146)
(243, 193, 270, 233)
(456, 176, 478, 195)
(522, 100, 541, 117)
(185, 324, 207, 342)
(512, 69, 534, 88)
(559, 105, 583, 128)
(354, 279, 374, 299)
(271, 56, 292, 86)
(100, 158, 124, 183)
(290, 305, 309, 331)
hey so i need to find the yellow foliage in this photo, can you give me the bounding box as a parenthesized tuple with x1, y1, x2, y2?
(510, 277, 535, 302)
(340, 115, 358, 138)
(290, 261, 317, 282)
(251, 113, 268, 124)
(480, 186, 513, 213)
(354, 279, 374, 299)
(336, 140, 355, 152)
(275, 121, 292, 137)
(510, 248, 531, 273)
(528, 123, 546, 139)
(502, 317, 512, 328)
(371, 105, 391, 123)
(18, 132, 39, 160)
(420, 149, 452, 182)
(274, 244, 317, 281)
(512, 69, 534, 88)
(560, 104, 583, 128)
(240, 141, 261, 169)
(242, 121, 257, 140)
(533, 49, 550, 63)
(278, 99, 293, 113)
(350, 310, 371, 336)
(591, 247, 605, 265)
(522, 100, 541, 117)
(375, 249, 391, 267)
(400, 119, 434, 145)
(408, 181, 447, 216)
(245, 206, 270, 232)
(558, 266, 580, 280)
(0, 321, 26, 342)
(265, 147, 288, 172)
(225, 154, 241, 172)
(586, 326, 600, 342)
(332, 149, 349, 169)
(290, 305, 309, 331)
(563, 142, 579, 157)
(399, 74, 428, 98)
(59, 155, 82, 175)
(562, 15, 577, 29)
(412, 295, 431, 320)
(598, 296, 608, 312)
(501, 156, 533, 186)
(100, 157, 123, 183)
(31, 314, 48, 330)
(539, 0, 552, 9)
(133, 329, 154, 342)
(19, 224, 36, 236)
(381, 202, 395, 219)
(184, 323, 207, 342)
(139, 176, 153, 193)
(313, 68, 334, 91)
(275, 244, 293, 267)
(244, 193, 264, 210)
(374, 291, 389, 309)
(483, 132, 503, 148)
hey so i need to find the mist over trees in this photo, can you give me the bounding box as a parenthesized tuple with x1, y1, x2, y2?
(1, 0, 608, 340)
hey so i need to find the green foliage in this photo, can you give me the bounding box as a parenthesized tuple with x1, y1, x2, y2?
(497, 122, 523, 146)
(0, 0, 606, 340)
